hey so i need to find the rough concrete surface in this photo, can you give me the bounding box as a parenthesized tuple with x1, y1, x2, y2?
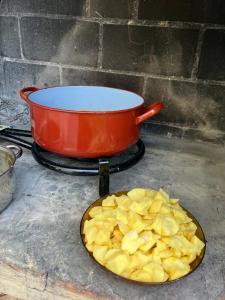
(0, 133, 224, 300)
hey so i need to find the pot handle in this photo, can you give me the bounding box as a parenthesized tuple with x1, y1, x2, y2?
(136, 101, 164, 125)
(6, 145, 23, 159)
(20, 86, 40, 103)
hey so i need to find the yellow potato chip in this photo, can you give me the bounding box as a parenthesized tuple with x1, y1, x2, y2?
(181, 254, 196, 264)
(122, 230, 145, 254)
(163, 257, 190, 279)
(130, 270, 151, 282)
(139, 231, 159, 252)
(134, 250, 152, 267)
(179, 222, 197, 240)
(170, 198, 179, 205)
(156, 240, 168, 251)
(172, 207, 188, 223)
(163, 235, 195, 256)
(104, 249, 121, 261)
(86, 243, 94, 252)
(93, 245, 108, 265)
(106, 251, 130, 275)
(115, 195, 131, 211)
(143, 213, 157, 220)
(129, 198, 151, 215)
(116, 208, 129, 224)
(85, 226, 98, 244)
(112, 241, 121, 249)
(102, 195, 116, 207)
(151, 216, 162, 235)
(89, 206, 103, 218)
(149, 198, 164, 213)
(159, 248, 174, 259)
(112, 228, 123, 241)
(94, 228, 111, 246)
(158, 188, 170, 201)
(128, 211, 146, 233)
(146, 189, 157, 198)
(143, 219, 154, 230)
(93, 220, 115, 231)
(160, 204, 172, 215)
(118, 222, 130, 235)
(148, 253, 162, 264)
(173, 249, 182, 258)
(94, 210, 116, 221)
(143, 262, 165, 282)
(127, 188, 146, 201)
(169, 268, 190, 280)
(161, 216, 179, 236)
(190, 235, 205, 256)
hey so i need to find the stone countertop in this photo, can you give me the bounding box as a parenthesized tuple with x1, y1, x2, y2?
(0, 133, 224, 300)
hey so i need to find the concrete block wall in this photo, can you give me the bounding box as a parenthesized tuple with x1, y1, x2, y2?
(0, 0, 225, 141)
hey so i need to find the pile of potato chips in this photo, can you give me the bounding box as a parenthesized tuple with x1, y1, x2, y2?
(82, 188, 205, 282)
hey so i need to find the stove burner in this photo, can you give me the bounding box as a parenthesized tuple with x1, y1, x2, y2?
(31, 141, 145, 175)
(0, 128, 145, 196)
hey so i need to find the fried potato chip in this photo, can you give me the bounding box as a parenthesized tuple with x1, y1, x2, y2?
(160, 204, 172, 215)
(112, 228, 123, 241)
(191, 235, 205, 256)
(106, 251, 130, 275)
(128, 211, 146, 233)
(151, 216, 162, 235)
(86, 243, 94, 252)
(116, 208, 129, 224)
(139, 231, 159, 252)
(170, 198, 179, 205)
(163, 257, 190, 280)
(143, 262, 165, 282)
(94, 228, 111, 246)
(93, 245, 108, 265)
(156, 240, 168, 251)
(131, 251, 152, 268)
(161, 216, 179, 236)
(85, 226, 98, 244)
(127, 188, 146, 201)
(102, 195, 116, 207)
(179, 222, 197, 240)
(121, 230, 145, 254)
(149, 198, 164, 213)
(130, 270, 151, 282)
(115, 195, 131, 211)
(181, 254, 196, 264)
(129, 197, 152, 215)
(118, 222, 130, 235)
(89, 206, 103, 218)
(162, 235, 195, 256)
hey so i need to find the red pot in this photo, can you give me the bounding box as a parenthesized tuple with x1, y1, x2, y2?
(20, 86, 164, 158)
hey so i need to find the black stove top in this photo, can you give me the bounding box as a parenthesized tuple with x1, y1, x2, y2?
(0, 127, 145, 196)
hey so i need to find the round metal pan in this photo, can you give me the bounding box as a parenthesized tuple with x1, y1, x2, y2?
(80, 191, 206, 285)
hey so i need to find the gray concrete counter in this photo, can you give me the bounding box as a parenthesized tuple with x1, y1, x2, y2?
(0, 134, 224, 300)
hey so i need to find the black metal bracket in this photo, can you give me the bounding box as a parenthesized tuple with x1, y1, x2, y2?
(99, 158, 110, 197)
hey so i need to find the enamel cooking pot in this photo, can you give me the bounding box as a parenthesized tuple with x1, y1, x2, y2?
(20, 86, 164, 158)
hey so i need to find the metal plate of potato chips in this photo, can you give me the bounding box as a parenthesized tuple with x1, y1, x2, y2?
(80, 191, 206, 285)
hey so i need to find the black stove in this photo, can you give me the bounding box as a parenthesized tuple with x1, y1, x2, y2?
(0, 127, 145, 196)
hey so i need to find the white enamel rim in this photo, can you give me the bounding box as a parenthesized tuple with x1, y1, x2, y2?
(28, 86, 145, 113)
